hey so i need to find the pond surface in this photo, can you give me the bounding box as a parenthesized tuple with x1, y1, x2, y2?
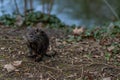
(0, 0, 120, 26)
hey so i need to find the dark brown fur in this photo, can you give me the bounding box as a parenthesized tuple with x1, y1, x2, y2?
(24, 27, 53, 62)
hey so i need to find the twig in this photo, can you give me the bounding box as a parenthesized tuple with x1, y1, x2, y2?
(13, 0, 20, 14)
(40, 64, 61, 71)
(47, 72, 57, 80)
(81, 65, 84, 79)
(103, 0, 119, 20)
(87, 62, 120, 70)
(0, 39, 22, 42)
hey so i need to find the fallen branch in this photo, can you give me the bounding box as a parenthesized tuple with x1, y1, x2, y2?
(103, 0, 119, 20)
(0, 39, 22, 42)
(40, 64, 62, 72)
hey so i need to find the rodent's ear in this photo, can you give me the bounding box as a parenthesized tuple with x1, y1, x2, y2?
(36, 28, 42, 32)
(36, 28, 39, 32)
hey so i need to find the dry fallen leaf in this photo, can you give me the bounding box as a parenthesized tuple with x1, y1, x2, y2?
(73, 27, 84, 36)
(107, 46, 115, 51)
(1, 47, 5, 50)
(67, 73, 77, 78)
(4, 64, 16, 72)
(63, 41, 67, 45)
(24, 73, 33, 78)
(15, 15, 24, 27)
(93, 55, 100, 58)
(103, 77, 111, 80)
(12, 61, 22, 67)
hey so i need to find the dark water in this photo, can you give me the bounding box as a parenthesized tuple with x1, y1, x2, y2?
(0, 0, 120, 26)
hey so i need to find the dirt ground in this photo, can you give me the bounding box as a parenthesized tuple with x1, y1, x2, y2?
(0, 26, 120, 80)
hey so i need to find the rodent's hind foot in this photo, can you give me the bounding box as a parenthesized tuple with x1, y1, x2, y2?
(35, 57, 42, 62)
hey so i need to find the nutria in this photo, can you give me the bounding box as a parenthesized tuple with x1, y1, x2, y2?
(24, 27, 54, 62)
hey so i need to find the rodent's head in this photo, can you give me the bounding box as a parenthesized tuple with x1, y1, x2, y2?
(25, 27, 43, 43)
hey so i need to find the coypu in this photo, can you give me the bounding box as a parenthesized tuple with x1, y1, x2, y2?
(24, 27, 55, 62)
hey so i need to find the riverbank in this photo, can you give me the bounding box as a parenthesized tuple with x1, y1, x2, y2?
(0, 24, 120, 80)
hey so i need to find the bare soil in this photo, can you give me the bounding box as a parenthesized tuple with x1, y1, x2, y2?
(0, 26, 120, 80)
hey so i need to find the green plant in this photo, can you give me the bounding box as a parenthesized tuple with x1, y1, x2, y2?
(111, 43, 120, 54)
(24, 11, 63, 27)
(105, 52, 111, 61)
(67, 35, 75, 42)
(84, 23, 120, 40)
(111, 26, 120, 36)
(0, 14, 16, 26)
(66, 35, 82, 43)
